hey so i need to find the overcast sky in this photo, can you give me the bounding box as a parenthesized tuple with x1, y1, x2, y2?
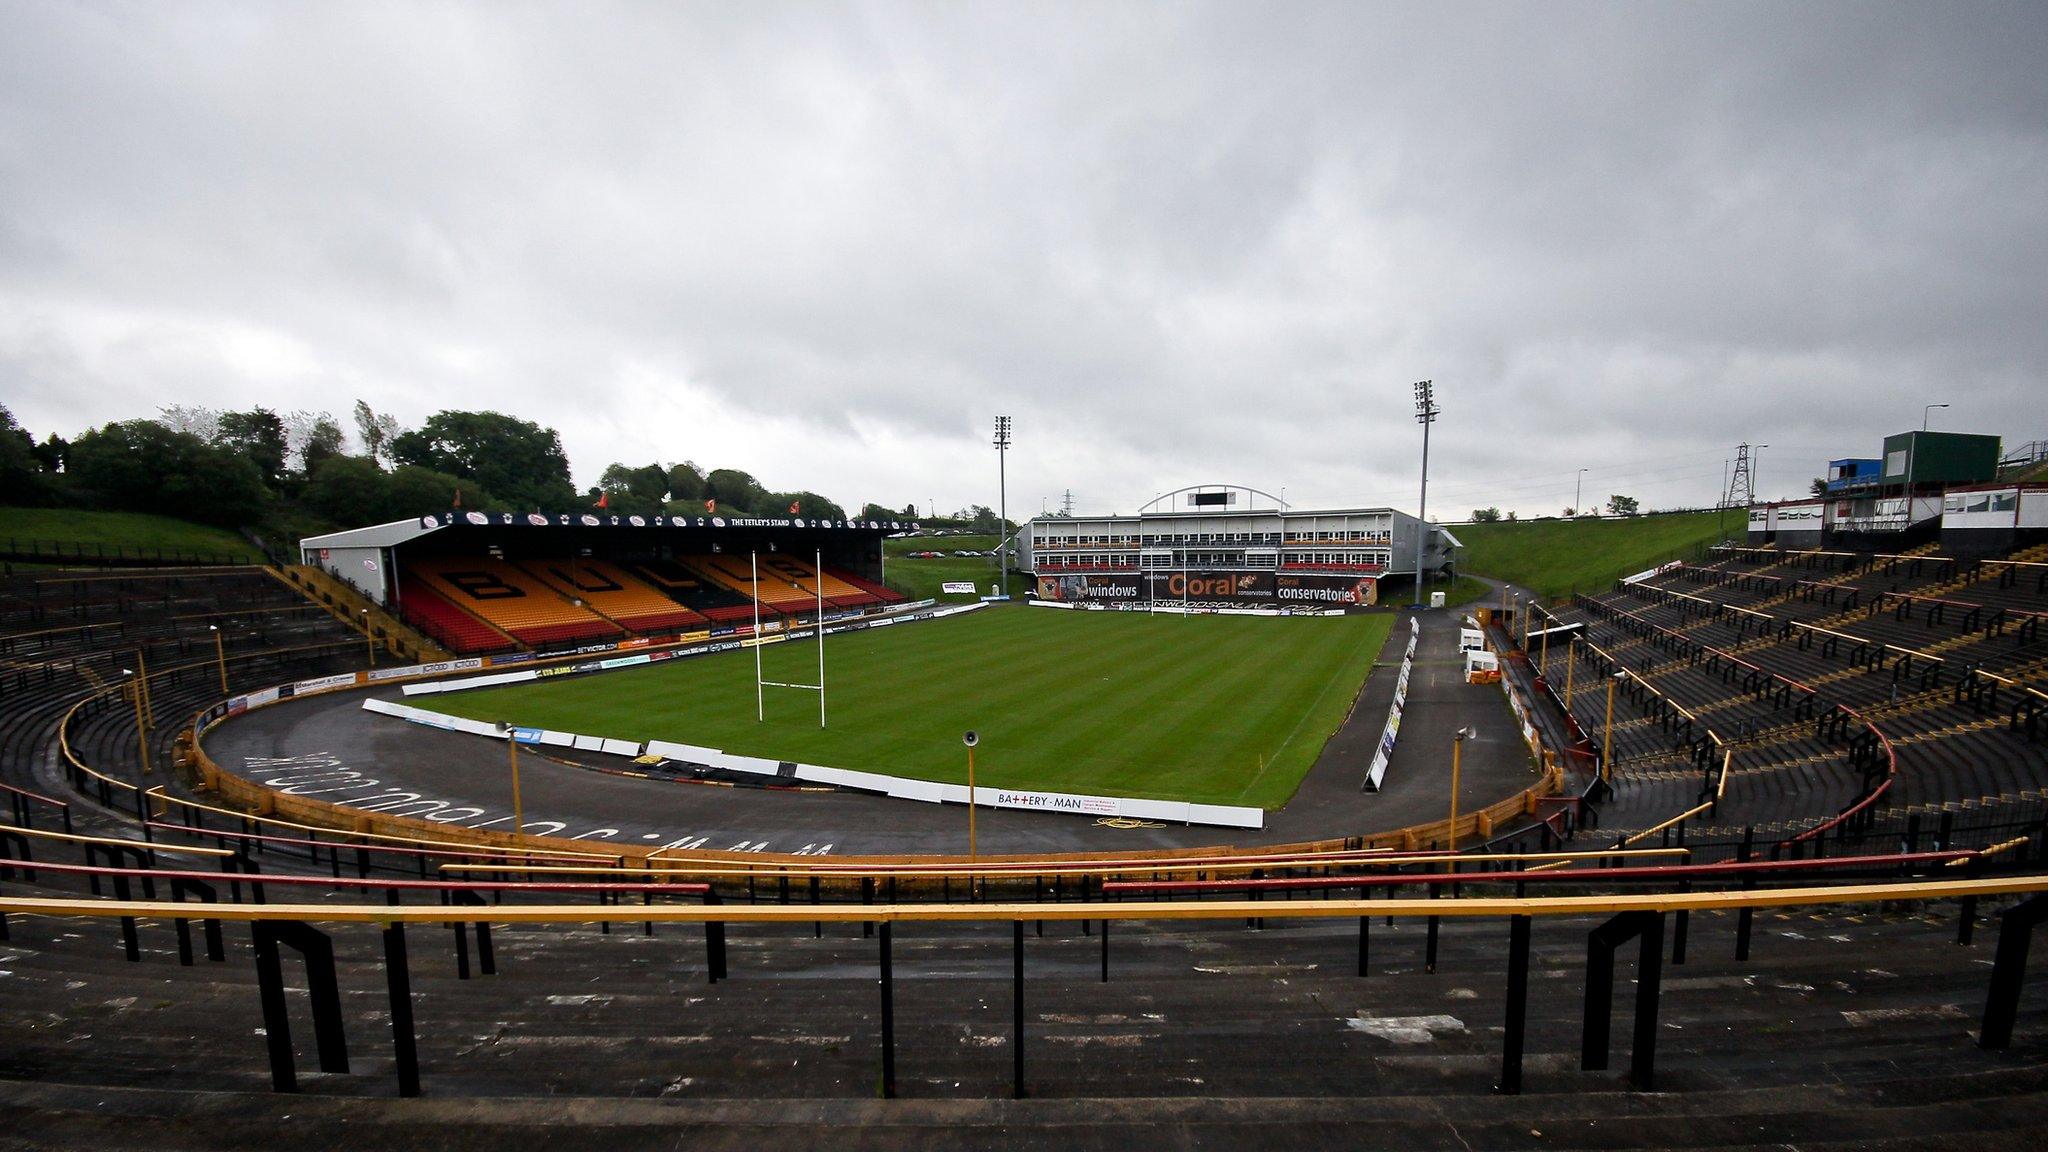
(3, 2, 2043, 521)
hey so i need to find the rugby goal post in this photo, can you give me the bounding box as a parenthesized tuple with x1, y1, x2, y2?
(753, 549, 827, 728)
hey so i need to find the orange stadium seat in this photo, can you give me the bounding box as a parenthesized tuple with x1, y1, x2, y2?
(407, 557, 622, 647)
(685, 554, 821, 613)
(393, 569, 518, 654)
(626, 560, 757, 625)
(519, 558, 709, 635)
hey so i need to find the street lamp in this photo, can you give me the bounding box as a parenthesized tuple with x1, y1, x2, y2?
(1447, 727, 1472, 852)
(208, 624, 227, 694)
(963, 730, 981, 860)
(121, 669, 151, 776)
(132, 649, 153, 730)
(1923, 403, 1949, 432)
(994, 417, 1012, 601)
(1575, 468, 1588, 517)
(1412, 380, 1440, 608)
(1564, 636, 1577, 708)
(494, 721, 526, 835)
(1603, 671, 1629, 784)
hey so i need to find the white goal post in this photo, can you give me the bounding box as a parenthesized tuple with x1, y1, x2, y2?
(753, 549, 827, 728)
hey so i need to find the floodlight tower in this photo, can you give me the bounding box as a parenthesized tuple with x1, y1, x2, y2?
(1412, 380, 1440, 608)
(994, 416, 1013, 599)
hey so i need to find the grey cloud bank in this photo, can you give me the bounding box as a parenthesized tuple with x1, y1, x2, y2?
(3, 2, 2042, 519)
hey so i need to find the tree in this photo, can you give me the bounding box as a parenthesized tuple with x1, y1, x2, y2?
(702, 467, 768, 514)
(353, 401, 402, 466)
(666, 461, 705, 505)
(215, 408, 289, 488)
(1606, 494, 1641, 517)
(158, 405, 221, 441)
(390, 410, 575, 510)
(302, 455, 389, 523)
(1809, 477, 1828, 497)
(771, 490, 846, 522)
(902, 503, 919, 519)
(858, 502, 900, 523)
(597, 461, 670, 514)
(381, 465, 490, 520)
(1471, 507, 1503, 522)
(284, 410, 346, 477)
(68, 419, 267, 527)
(31, 434, 67, 474)
(0, 405, 52, 505)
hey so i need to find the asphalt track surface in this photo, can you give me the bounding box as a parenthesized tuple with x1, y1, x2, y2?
(202, 604, 1542, 858)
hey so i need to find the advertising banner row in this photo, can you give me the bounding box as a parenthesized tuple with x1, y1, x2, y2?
(1035, 571, 1378, 607)
(371, 693, 1262, 829)
(1363, 617, 1422, 791)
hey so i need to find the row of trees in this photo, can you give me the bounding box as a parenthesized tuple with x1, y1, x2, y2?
(1469, 494, 1639, 523)
(1, 401, 929, 537)
(590, 460, 850, 522)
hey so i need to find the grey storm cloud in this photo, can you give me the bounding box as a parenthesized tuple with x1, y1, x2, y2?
(2, 1, 2043, 519)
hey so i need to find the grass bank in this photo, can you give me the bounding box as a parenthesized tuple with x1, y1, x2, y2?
(1453, 511, 1736, 599)
(0, 507, 260, 564)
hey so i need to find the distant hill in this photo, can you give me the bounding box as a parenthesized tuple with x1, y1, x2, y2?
(1454, 510, 1735, 599)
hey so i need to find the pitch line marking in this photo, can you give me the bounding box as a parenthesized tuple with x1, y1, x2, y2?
(1242, 617, 1395, 798)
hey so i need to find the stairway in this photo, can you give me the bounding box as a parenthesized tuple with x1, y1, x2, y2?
(270, 565, 447, 663)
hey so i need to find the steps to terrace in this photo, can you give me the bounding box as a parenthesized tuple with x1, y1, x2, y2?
(273, 564, 446, 663)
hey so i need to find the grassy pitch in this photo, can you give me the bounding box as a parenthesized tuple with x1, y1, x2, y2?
(420, 607, 1395, 809)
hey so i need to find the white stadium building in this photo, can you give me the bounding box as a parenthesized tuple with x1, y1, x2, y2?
(1018, 484, 1459, 609)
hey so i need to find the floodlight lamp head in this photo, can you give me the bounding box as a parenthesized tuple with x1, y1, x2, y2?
(1454, 726, 1472, 741)
(963, 730, 979, 748)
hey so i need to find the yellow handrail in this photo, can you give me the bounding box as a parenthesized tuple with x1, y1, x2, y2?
(1618, 802, 1714, 848)
(5, 873, 2045, 926)
(440, 847, 1694, 882)
(2, 822, 233, 858)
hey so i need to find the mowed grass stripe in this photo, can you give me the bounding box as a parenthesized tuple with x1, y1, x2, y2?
(421, 608, 1394, 809)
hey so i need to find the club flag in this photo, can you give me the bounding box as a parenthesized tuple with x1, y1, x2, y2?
(706, 498, 717, 513)
(594, 491, 609, 509)
(789, 500, 800, 515)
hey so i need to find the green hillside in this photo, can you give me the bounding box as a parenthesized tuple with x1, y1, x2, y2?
(883, 532, 1008, 601)
(0, 507, 260, 564)
(1454, 510, 1737, 599)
